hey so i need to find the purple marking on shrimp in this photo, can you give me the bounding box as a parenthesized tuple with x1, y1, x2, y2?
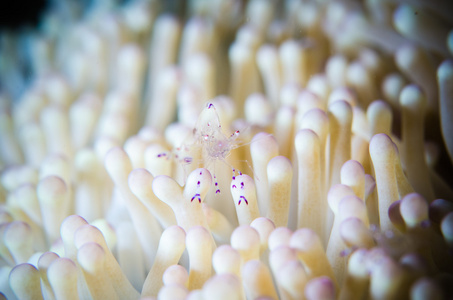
(197, 181, 200, 187)
(230, 130, 240, 137)
(208, 103, 214, 109)
(191, 193, 201, 203)
(184, 157, 192, 163)
(232, 185, 237, 189)
(239, 171, 242, 175)
(232, 169, 237, 180)
(212, 175, 220, 193)
(241, 182, 244, 189)
(238, 196, 248, 205)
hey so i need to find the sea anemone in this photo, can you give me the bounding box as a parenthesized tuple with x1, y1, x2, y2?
(1, 0, 453, 299)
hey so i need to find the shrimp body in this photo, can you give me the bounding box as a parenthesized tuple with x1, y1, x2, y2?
(193, 103, 240, 165)
(158, 102, 245, 198)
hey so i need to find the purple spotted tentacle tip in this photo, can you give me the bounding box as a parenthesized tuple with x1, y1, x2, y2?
(238, 196, 248, 205)
(191, 193, 201, 203)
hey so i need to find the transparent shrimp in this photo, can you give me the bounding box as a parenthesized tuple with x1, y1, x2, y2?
(193, 103, 241, 163)
(158, 102, 248, 201)
(191, 102, 244, 194)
